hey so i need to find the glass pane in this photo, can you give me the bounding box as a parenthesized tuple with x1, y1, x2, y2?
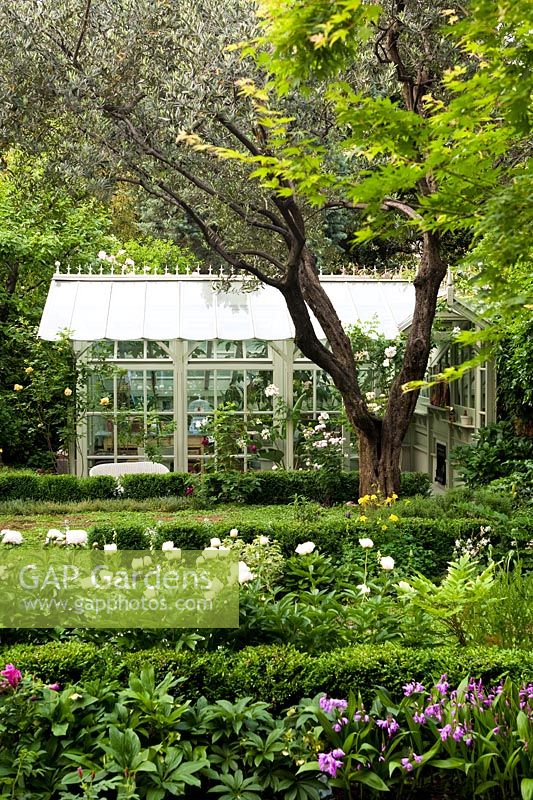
(87, 415, 114, 455)
(480, 368, 486, 412)
(189, 341, 212, 359)
(216, 340, 244, 359)
(216, 370, 244, 410)
(187, 371, 214, 434)
(147, 370, 174, 412)
(145, 414, 175, 456)
(87, 373, 114, 411)
(116, 414, 144, 455)
(294, 370, 314, 411)
(88, 341, 114, 360)
(146, 341, 170, 359)
(117, 341, 144, 359)
(117, 370, 144, 411)
(246, 340, 268, 358)
(246, 370, 274, 411)
(317, 371, 341, 411)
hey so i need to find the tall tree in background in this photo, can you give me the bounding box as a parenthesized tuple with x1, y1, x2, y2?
(0, 0, 529, 491)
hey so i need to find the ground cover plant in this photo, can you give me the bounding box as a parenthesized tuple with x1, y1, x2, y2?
(0, 664, 531, 799)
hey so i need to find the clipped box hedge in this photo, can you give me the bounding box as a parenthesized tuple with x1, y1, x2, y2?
(88, 516, 490, 576)
(0, 468, 430, 504)
(2, 640, 531, 710)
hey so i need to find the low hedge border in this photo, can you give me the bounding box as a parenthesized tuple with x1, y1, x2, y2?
(0, 469, 430, 504)
(88, 516, 521, 576)
(2, 640, 531, 709)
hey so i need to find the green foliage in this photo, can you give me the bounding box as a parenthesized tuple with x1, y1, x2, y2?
(89, 522, 149, 551)
(496, 315, 533, 426)
(2, 641, 532, 711)
(452, 422, 533, 486)
(0, 151, 115, 466)
(307, 676, 532, 798)
(398, 555, 499, 646)
(0, 468, 429, 504)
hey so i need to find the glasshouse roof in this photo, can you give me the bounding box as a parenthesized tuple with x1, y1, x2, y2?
(38, 272, 417, 342)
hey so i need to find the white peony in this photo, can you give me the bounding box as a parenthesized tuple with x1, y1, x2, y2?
(210, 537, 222, 548)
(161, 541, 175, 551)
(103, 543, 117, 552)
(46, 528, 65, 542)
(295, 541, 315, 556)
(65, 530, 87, 546)
(357, 583, 371, 595)
(380, 556, 395, 571)
(1, 529, 23, 545)
(229, 528, 239, 538)
(358, 537, 374, 549)
(238, 561, 255, 584)
(398, 580, 413, 592)
(258, 535, 270, 545)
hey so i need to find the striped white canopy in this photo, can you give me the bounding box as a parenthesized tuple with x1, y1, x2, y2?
(38, 274, 417, 342)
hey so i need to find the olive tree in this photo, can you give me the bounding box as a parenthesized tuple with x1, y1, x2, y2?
(0, 0, 527, 493)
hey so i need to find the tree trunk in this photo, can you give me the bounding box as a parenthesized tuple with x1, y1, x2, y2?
(284, 234, 447, 499)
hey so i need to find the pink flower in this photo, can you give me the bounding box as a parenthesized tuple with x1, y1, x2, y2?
(48, 683, 61, 691)
(1, 663, 22, 688)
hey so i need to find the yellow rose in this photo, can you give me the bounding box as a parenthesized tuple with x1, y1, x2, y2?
(64, 387, 72, 397)
(99, 397, 110, 407)
(389, 514, 399, 523)
(13, 384, 23, 391)
(24, 366, 33, 375)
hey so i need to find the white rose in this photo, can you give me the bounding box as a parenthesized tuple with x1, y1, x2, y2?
(358, 537, 374, 549)
(382, 358, 390, 367)
(264, 384, 280, 397)
(229, 528, 239, 538)
(380, 556, 395, 571)
(295, 541, 315, 556)
(258, 535, 269, 545)
(385, 346, 397, 359)
(365, 391, 376, 401)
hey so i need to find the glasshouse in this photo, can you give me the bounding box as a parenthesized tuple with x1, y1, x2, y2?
(38, 268, 496, 487)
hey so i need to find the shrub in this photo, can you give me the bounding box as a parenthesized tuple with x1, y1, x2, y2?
(89, 522, 149, 549)
(3, 640, 531, 710)
(0, 471, 40, 501)
(0, 469, 430, 505)
(119, 472, 191, 500)
(452, 421, 533, 486)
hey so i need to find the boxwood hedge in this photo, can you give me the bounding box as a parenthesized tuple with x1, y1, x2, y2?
(2, 640, 531, 710)
(0, 469, 430, 504)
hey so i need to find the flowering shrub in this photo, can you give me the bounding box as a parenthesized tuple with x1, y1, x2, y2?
(299, 676, 533, 798)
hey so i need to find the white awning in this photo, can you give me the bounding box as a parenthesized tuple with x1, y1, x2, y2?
(38, 274, 417, 342)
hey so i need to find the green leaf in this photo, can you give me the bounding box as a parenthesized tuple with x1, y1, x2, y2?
(522, 779, 533, 800)
(350, 770, 390, 792)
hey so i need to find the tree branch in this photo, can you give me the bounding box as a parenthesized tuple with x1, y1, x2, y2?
(72, 0, 93, 67)
(106, 110, 291, 242)
(117, 174, 285, 289)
